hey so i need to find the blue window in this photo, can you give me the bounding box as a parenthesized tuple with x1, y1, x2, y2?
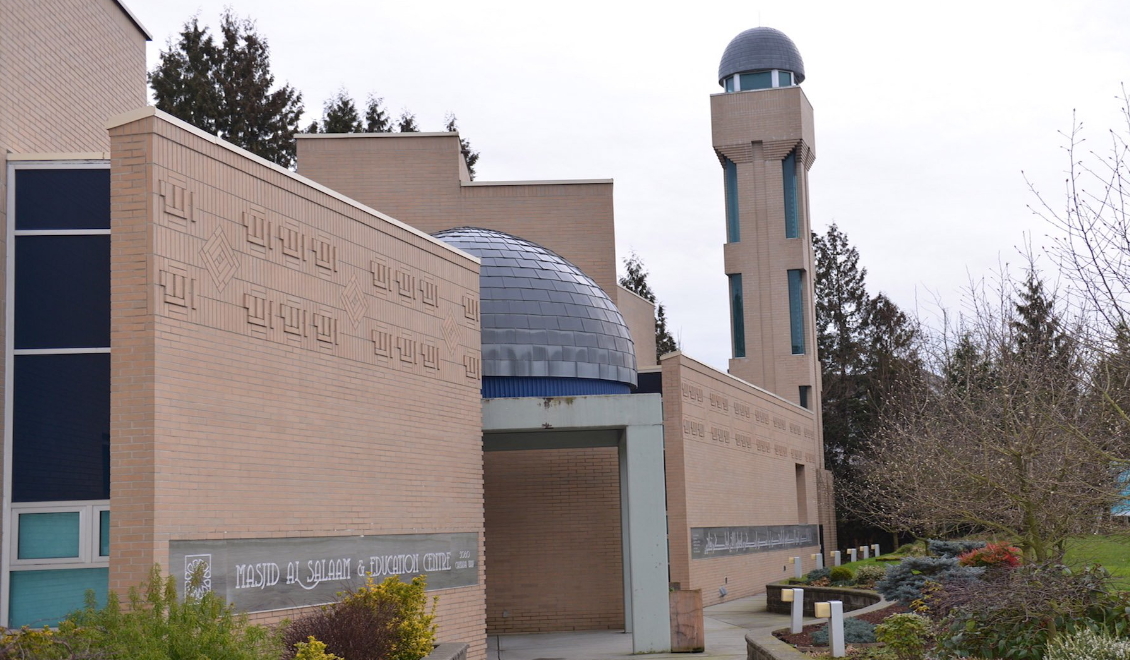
(783, 150, 799, 238)
(15, 235, 111, 349)
(9, 568, 108, 628)
(729, 274, 745, 358)
(778, 71, 793, 87)
(725, 76, 735, 92)
(788, 270, 805, 355)
(14, 169, 110, 231)
(18, 512, 81, 560)
(799, 386, 811, 409)
(739, 71, 772, 90)
(724, 157, 739, 242)
(13, 353, 111, 502)
(99, 510, 110, 557)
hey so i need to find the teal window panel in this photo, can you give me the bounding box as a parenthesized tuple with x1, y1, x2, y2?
(778, 71, 792, 87)
(99, 510, 109, 557)
(725, 76, 734, 92)
(729, 274, 746, 358)
(18, 512, 80, 560)
(788, 270, 806, 355)
(739, 71, 772, 90)
(724, 158, 740, 242)
(9, 567, 108, 628)
(783, 150, 799, 238)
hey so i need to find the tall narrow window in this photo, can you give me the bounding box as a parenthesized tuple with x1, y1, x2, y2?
(724, 157, 739, 242)
(788, 269, 805, 355)
(777, 71, 793, 87)
(729, 274, 745, 358)
(799, 385, 811, 409)
(783, 149, 799, 238)
(795, 464, 808, 524)
(724, 76, 735, 93)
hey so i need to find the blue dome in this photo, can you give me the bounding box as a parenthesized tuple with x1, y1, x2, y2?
(433, 228, 637, 397)
(718, 27, 805, 85)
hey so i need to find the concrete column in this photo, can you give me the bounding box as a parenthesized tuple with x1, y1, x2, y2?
(620, 423, 671, 653)
(619, 449, 633, 634)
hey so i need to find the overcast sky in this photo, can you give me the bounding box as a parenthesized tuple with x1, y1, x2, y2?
(127, 0, 1130, 371)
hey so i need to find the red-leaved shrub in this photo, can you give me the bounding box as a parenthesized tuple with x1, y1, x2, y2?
(957, 542, 1021, 569)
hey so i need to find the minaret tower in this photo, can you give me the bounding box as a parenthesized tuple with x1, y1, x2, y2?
(711, 27, 822, 423)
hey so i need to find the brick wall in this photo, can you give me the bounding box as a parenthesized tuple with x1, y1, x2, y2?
(662, 352, 824, 606)
(616, 285, 657, 368)
(108, 110, 486, 657)
(483, 448, 624, 633)
(295, 135, 619, 299)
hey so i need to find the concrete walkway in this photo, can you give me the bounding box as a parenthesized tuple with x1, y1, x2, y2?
(486, 593, 829, 660)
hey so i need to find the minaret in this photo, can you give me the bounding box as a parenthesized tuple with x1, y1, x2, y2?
(711, 27, 822, 424)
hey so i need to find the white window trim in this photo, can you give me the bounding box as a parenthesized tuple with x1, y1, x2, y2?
(9, 502, 109, 569)
(3, 159, 111, 626)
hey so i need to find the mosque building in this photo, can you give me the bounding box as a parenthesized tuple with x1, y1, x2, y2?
(0, 1, 835, 656)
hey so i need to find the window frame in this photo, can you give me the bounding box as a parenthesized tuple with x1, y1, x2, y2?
(3, 159, 111, 627)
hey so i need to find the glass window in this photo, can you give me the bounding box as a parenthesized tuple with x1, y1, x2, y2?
(799, 385, 811, 409)
(778, 71, 793, 87)
(9, 567, 108, 628)
(15, 235, 111, 349)
(99, 510, 110, 557)
(729, 274, 745, 358)
(18, 512, 81, 560)
(739, 71, 772, 91)
(14, 169, 110, 231)
(783, 150, 799, 238)
(788, 270, 806, 355)
(13, 354, 111, 502)
(725, 76, 735, 92)
(724, 158, 740, 242)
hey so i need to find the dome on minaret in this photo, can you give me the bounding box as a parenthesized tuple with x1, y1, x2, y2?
(718, 27, 805, 87)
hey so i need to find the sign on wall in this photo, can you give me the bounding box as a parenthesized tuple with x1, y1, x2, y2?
(169, 533, 479, 613)
(690, 525, 818, 559)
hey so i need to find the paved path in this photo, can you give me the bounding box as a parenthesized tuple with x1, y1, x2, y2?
(487, 594, 826, 660)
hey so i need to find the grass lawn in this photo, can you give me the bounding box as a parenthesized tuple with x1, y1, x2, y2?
(1064, 534, 1130, 589)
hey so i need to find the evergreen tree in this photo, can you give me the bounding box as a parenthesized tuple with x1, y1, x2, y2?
(619, 252, 679, 361)
(444, 113, 481, 181)
(150, 11, 304, 167)
(396, 110, 419, 133)
(319, 89, 362, 133)
(364, 96, 392, 133)
(1011, 271, 1074, 371)
(862, 292, 919, 411)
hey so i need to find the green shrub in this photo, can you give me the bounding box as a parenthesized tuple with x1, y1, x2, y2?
(337, 575, 437, 660)
(293, 637, 344, 660)
(1045, 628, 1130, 660)
(927, 539, 986, 558)
(811, 617, 876, 645)
(803, 567, 831, 584)
(854, 565, 887, 588)
(874, 613, 930, 660)
(829, 565, 854, 583)
(875, 556, 983, 603)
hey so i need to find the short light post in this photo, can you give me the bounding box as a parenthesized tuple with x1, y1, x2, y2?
(815, 600, 845, 657)
(860, 545, 869, 560)
(847, 548, 856, 563)
(871, 543, 880, 557)
(793, 556, 803, 579)
(782, 587, 804, 634)
(811, 552, 824, 570)
(831, 550, 841, 566)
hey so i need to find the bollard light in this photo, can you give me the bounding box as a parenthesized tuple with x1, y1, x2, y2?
(814, 601, 830, 618)
(829, 600, 846, 657)
(832, 550, 841, 566)
(790, 587, 804, 634)
(811, 552, 824, 570)
(793, 556, 803, 579)
(781, 588, 794, 602)
(847, 548, 856, 562)
(861, 545, 870, 560)
(872, 543, 880, 557)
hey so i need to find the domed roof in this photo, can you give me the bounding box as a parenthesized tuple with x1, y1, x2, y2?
(433, 227, 637, 390)
(718, 27, 805, 86)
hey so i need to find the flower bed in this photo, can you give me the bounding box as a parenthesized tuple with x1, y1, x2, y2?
(765, 581, 881, 616)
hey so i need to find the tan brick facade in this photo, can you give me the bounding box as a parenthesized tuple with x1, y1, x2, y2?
(615, 285, 657, 368)
(483, 448, 623, 633)
(295, 135, 619, 299)
(107, 109, 486, 656)
(661, 353, 827, 606)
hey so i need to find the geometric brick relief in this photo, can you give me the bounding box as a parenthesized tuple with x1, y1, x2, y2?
(341, 275, 367, 329)
(773, 417, 788, 431)
(804, 452, 816, 464)
(242, 207, 271, 251)
(682, 383, 704, 404)
(278, 302, 307, 337)
(734, 401, 751, 419)
(243, 291, 271, 328)
(462, 293, 479, 322)
(159, 174, 194, 226)
(371, 259, 391, 293)
(442, 309, 461, 355)
(312, 311, 338, 346)
(789, 423, 802, 436)
(791, 448, 804, 461)
(200, 228, 239, 292)
(159, 264, 195, 310)
(709, 392, 729, 413)
(311, 236, 337, 275)
(420, 279, 438, 308)
(756, 438, 772, 454)
(463, 354, 481, 380)
(774, 444, 789, 457)
(421, 342, 440, 371)
(278, 223, 306, 262)
(735, 433, 753, 450)
(804, 427, 815, 440)
(372, 327, 393, 358)
(395, 269, 416, 302)
(755, 409, 771, 425)
(683, 417, 705, 439)
(710, 426, 731, 446)
(397, 334, 417, 365)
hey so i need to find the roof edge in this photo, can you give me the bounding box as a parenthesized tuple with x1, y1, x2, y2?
(296, 132, 458, 139)
(660, 351, 816, 417)
(7, 152, 111, 161)
(112, 0, 152, 40)
(462, 178, 613, 187)
(104, 106, 479, 266)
